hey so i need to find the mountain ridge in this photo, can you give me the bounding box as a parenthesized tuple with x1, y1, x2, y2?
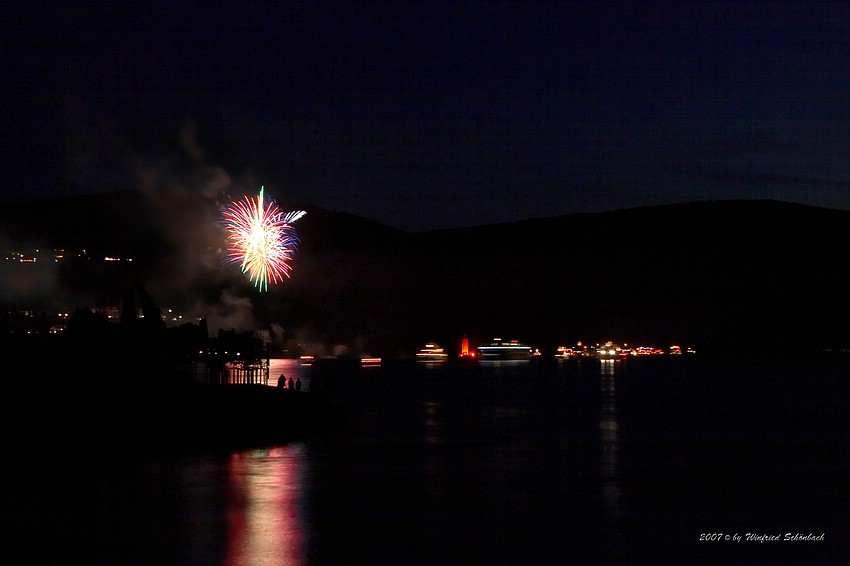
(2, 193, 848, 355)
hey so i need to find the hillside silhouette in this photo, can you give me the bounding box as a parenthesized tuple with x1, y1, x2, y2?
(2, 193, 848, 355)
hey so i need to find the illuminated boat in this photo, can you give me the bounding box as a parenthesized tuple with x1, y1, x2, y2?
(555, 345, 583, 358)
(593, 341, 631, 359)
(555, 342, 591, 358)
(416, 343, 449, 362)
(476, 338, 533, 360)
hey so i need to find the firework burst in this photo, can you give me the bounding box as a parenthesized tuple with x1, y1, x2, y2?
(222, 186, 306, 291)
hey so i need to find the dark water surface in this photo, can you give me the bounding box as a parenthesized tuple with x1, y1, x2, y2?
(9, 355, 850, 564)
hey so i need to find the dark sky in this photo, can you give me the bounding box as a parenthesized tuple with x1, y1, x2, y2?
(2, 1, 849, 231)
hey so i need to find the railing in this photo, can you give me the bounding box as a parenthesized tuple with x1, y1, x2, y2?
(178, 359, 270, 385)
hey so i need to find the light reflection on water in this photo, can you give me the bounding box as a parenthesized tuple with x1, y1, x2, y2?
(224, 445, 308, 566)
(599, 366, 622, 522)
(423, 401, 443, 445)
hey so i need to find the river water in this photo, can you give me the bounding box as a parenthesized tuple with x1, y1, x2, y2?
(9, 355, 850, 564)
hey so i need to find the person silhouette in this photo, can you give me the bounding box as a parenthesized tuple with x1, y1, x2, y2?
(295, 377, 302, 391)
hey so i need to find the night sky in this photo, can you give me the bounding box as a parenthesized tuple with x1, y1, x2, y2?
(2, 1, 849, 232)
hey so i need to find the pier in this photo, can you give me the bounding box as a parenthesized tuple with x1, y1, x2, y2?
(181, 359, 271, 385)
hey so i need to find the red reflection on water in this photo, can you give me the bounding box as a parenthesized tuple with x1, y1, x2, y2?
(224, 445, 307, 566)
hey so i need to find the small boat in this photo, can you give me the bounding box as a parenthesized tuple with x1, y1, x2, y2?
(416, 343, 449, 362)
(476, 338, 533, 360)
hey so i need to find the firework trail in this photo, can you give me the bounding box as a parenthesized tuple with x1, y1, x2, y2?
(222, 187, 306, 291)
